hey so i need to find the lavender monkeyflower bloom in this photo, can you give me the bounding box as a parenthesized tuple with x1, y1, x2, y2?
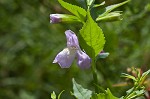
(53, 30, 91, 69)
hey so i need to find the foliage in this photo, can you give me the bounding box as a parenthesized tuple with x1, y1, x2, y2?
(79, 10, 105, 58)
(50, 0, 150, 98)
(72, 78, 92, 99)
(0, 0, 150, 99)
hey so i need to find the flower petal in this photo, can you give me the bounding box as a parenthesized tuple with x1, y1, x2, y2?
(77, 50, 91, 69)
(65, 30, 79, 48)
(53, 48, 77, 68)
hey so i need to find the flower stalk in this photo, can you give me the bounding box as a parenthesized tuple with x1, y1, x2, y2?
(91, 59, 99, 93)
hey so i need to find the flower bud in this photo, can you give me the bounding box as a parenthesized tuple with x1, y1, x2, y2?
(96, 51, 109, 60)
(50, 14, 81, 24)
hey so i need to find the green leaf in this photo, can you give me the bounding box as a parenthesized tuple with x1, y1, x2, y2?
(79, 10, 105, 58)
(58, 0, 86, 21)
(105, 89, 119, 99)
(125, 89, 145, 99)
(96, 11, 122, 22)
(93, 1, 105, 8)
(86, 0, 95, 7)
(141, 69, 150, 78)
(72, 78, 92, 99)
(58, 90, 65, 99)
(91, 89, 119, 99)
(97, 0, 130, 19)
(104, 0, 130, 14)
(75, 0, 86, 9)
(121, 73, 136, 81)
(140, 69, 150, 84)
(51, 91, 56, 99)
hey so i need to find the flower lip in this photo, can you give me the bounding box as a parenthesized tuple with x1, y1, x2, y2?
(53, 48, 77, 68)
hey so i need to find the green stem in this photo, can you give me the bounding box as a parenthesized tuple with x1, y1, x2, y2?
(91, 59, 99, 93)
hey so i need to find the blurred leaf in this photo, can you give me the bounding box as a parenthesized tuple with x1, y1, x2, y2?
(91, 89, 119, 99)
(86, 0, 95, 7)
(126, 89, 145, 99)
(19, 90, 35, 99)
(93, 1, 105, 8)
(58, 90, 65, 99)
(58, 0, 86, 21)
(51, 91, 56, 99)
(104, 0, 130, 14)
(140, 69, 150, 84)
(96, 11, 122, 22)
(121, 73, 136, 81)
(145, 3, 150, 11)
(126, 87, 134, 94)
(141, 69, 150, 79)
(72, 78, 92, 99)
(75, 0, 86, 9)
(79, 10, 105, 58)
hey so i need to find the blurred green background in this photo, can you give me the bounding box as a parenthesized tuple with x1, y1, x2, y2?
(0, 0, 150, 99)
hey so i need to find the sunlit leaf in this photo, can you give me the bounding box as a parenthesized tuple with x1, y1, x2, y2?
(58, 0, 86, 21)
(79, 10, 105, 58)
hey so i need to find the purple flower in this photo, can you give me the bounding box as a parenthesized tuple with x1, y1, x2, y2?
(53, 30, 91, 69)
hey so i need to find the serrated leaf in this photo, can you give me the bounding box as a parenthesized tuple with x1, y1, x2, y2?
(79, 11, 105, 58)
(58, 0, 86, 21)
(72, 78, 92, 99)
